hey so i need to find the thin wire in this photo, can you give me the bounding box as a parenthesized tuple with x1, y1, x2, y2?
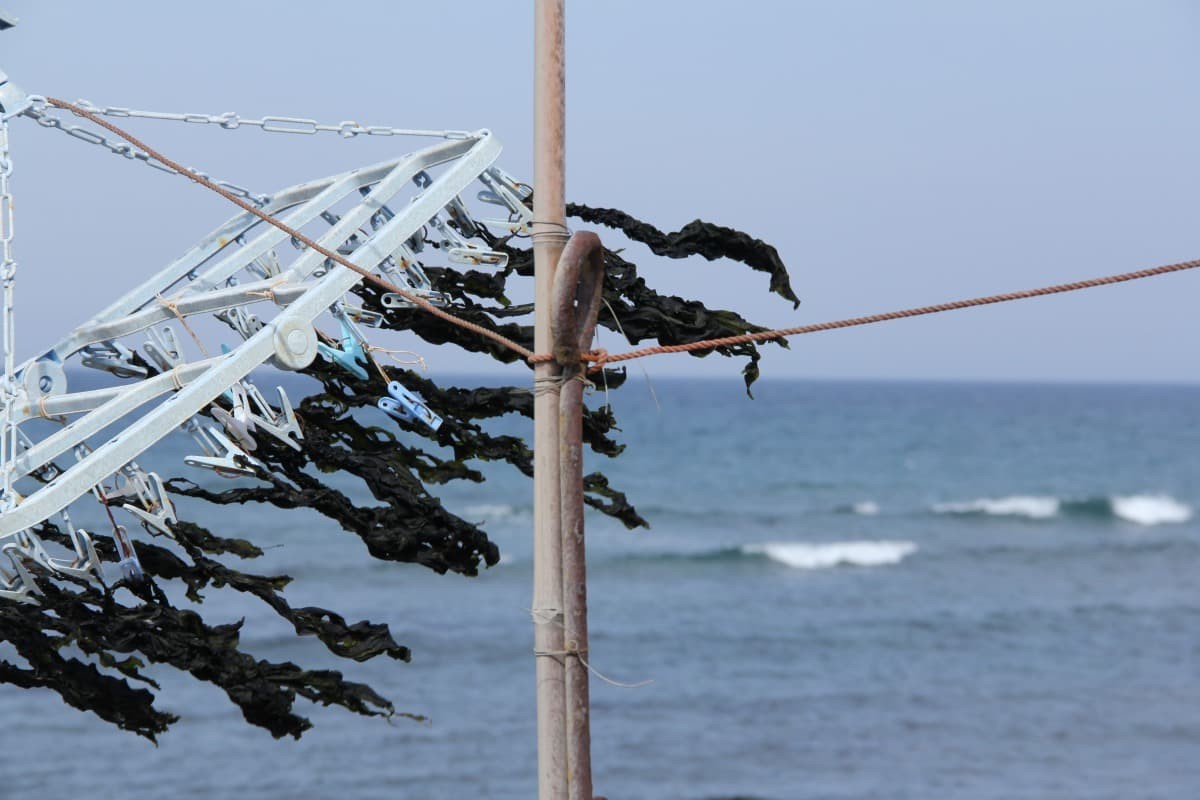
(42, 98, 1200, 374)
(558, 256, 1200, 371)
(601, 296, 659, 411)
(45, 98, 538, 361)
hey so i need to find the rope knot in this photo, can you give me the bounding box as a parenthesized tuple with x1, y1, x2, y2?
(585, 348, 609, 374)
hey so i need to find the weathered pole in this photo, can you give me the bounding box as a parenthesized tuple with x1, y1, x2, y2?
(532, 1, 568, 799)
(553, 233, 604, 800)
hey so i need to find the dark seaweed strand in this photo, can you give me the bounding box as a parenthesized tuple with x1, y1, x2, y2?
(0, 208, 793, 738)
(567, 203, 800, 309)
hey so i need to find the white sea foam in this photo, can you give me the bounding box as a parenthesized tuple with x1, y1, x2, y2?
(931, 493, 1194, 526)
(852, 501, 880, 516)
(463, 503, 524, 520)
(742, 540, 916, 569)
(932, 495, 1060, 520)
(1110, 494, 1193, 526)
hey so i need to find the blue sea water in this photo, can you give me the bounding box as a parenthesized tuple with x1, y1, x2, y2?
(4, 376, 1200, 799)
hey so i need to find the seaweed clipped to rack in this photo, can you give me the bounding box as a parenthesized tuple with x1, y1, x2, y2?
(0, 198, 794, 738)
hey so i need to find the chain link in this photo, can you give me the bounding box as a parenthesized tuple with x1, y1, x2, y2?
(22, 100, 269, 205)
(70, 98, 472, 140)
(0, 118, 18, 498)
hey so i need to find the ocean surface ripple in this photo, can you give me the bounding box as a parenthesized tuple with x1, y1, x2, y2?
(6, 378, 1200, 799)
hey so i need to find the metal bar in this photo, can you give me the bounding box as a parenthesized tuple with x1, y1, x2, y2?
(55, 278, 303, 357)
(178, 158, 409, 294)
(12, 359, 217, 477)
(36, 157, 409, 369)
(533, 1, 569, 798)
(0, 132, 501, 538)
(43, 139, 475, 364)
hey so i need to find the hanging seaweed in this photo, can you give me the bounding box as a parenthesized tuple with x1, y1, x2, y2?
(0, 209, 795, 739)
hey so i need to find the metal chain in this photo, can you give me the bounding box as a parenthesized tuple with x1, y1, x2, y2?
(70, 98, 472, 141)
(22, 98, 269, 205)
(0, 117, 18, 499)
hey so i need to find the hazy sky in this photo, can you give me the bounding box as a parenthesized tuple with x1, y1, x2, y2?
(1, 1, 1198, 382)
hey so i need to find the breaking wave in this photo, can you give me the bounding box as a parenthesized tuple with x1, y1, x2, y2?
(833, 500, 881, 516)
(932, 495, 1060, 519)
(852, 501, 881, 516)
(931, 493, 1193, 526)
(740, 540, 916, 569)
(1110, 495, 1193, 525)
(462, 503, 528, 521)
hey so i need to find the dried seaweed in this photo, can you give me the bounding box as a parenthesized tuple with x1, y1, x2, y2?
(567, 203, 800, 308)
(0, 206, 794, 739)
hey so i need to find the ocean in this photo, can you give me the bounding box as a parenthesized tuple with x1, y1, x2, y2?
(4, 376, 1199, 799)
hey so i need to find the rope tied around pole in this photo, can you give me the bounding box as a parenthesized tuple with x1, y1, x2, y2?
(531, 643, 654, 690)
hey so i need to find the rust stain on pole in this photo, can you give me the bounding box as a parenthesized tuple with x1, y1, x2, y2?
(553, 231, 605, 800)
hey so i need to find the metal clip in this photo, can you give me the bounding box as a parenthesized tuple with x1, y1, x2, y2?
(80, 341, 147, 379)
(342, 305, 385, 328)
(8, 529, 54, 573)
(215, 305, 265, 341)
(429, 200, 506, 265)
(44, 511, 103, 581)
(210, 381, 257, 451)
(181, 415, 220, 457)
(7, 515, 102, 585)
(380, 289, 450, 309)
(0, 542, 40, 603)
(378, 381, 442, 430)
(247, 249, 282, 279)
(98, 463, 178, 536)
(120, 472, 177, 536)
(184, 425, 266, 477)
(143, 324, 183, 371)
(477, 168, 533, 235)
(244, 383, 303, 451)
(447, 246, 508, 267)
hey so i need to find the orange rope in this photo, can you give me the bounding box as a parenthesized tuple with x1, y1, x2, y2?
(538, 256, 1200, 371)
(48, 97, 1200, 373)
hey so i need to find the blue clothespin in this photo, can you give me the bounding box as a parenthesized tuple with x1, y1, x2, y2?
(317, 316, 369, 380)
(111, 525, 144, 583)
(378, 381, 442, 430)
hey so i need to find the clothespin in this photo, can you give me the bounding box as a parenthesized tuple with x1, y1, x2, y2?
(143, 325, 183, 372)
(119, 470, 178, 536)
(210, 381, 258, 451)
(80, 341, 147, 379)
(110, 525, 143, 583)
(378, 381, 442, 430)
(316, 310, 369, 380)
(184, 426, 266, 477)
(0, 543, 40, 604)
(243, 384, 303, 451)
(45, 511, 103, 581)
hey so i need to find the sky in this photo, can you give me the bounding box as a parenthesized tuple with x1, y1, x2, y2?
(1, 1, 1199, 383)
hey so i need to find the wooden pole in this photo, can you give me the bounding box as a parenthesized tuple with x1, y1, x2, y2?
(532, 1, 568, 799)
